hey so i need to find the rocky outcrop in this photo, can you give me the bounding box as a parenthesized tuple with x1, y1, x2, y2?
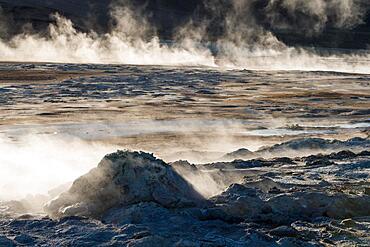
(259, 137, 370, 155)
(1, 145, 369, 246)
(221, 148, 253, 161)
(211, 181, 370, 225)
(44, 151, 205, 219)
(222, 137, 370, 160)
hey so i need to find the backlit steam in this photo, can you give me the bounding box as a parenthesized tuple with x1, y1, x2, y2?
(0, 135, 118, 200)
(264, 0, 366, 35)
(199, 0, 370, 72)
(0, 1, 369, 72)
(0, 119, 258, 201)
(0, 12, 215, 66)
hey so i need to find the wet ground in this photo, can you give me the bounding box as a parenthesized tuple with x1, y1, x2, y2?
(0, 63, 369, 246)
(0, 63, 369, 156)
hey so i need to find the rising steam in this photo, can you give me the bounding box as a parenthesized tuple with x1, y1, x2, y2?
(264, 0, 366, 35)
(0, 0, 369, 72)
(0, 12, 214, 66)
(0, 134, 118, 200)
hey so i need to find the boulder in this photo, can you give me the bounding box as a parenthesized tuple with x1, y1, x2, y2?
(269, 226, 299, 237)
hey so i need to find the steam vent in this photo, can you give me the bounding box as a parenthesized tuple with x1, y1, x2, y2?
(44, 151, 205, 218)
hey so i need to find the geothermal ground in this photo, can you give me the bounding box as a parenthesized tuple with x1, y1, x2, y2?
(0, 63, 369, 246)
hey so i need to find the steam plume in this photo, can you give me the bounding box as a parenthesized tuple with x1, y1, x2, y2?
(0, 1, 369, 72)
(265, 0, 366, 35)
(0, 134, 118, 200)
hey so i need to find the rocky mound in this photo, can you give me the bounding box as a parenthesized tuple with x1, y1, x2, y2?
(221, 148, 253, 161)
(44, 151, 205, 219)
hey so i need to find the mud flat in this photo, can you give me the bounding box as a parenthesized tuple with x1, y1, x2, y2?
(0, 63, 369, 246)
(0, 63, 369, 157)
(0, 63, 369, 127)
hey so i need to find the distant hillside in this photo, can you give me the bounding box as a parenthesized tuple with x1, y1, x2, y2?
(0, 0, 369, 49)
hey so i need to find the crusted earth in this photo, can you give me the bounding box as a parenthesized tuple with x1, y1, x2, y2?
(0, 137, 369, 246)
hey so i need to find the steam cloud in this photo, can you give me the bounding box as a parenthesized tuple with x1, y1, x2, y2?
(0, 11, 214, 66)
(0, 119, 260, 201)
(264, 0, 366, 35)
(0, 0, 369, 71)
(0, 134, 118, 200)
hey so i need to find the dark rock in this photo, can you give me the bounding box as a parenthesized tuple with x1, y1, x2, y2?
(358, 150, 370, 157)
(340, 218, 357, 227)
(170, 160, 197, 172)
(272, 157, 296, 164)
(222, 148, 253, 160)
(103, 202, 172, 225)
(277, 237, 320, 247)
(126, 235, 170, 247)
(329, 150, 356, 159)
(364, 187, 370, 195)
(306, 158, 335, 167)
(14, 234, 35, 245)
(269, 226, 299, 237)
